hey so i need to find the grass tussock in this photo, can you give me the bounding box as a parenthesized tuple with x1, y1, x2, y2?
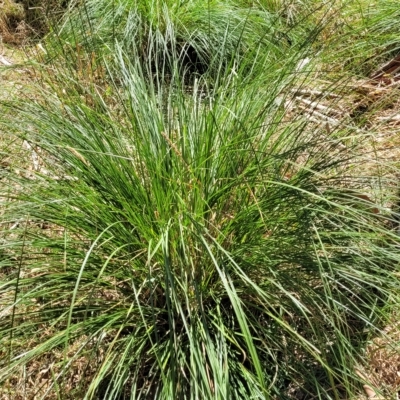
(1, 1, 400, 399)
(47, 0, 310, 80)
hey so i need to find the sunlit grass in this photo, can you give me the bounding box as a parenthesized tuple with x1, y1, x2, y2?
(1, 1, 400, 399)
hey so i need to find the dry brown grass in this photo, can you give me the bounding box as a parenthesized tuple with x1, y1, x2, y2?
(365, 323, 400, 398)
(0, 0, 68, 44)
(0, 0, 29, 44)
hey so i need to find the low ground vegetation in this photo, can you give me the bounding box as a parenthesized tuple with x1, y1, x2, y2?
(0, 0, 68, 43)
(1, 0, 400, 399)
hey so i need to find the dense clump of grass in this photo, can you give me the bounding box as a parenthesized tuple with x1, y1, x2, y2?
(47, 0, 297, 78)
(1, 1, 400, 399)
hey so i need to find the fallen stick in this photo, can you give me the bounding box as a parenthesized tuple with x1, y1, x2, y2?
(290, 87, 341, 99)
(296, 103, 342, 126)
(377, 114, 400, 121)
(0, 55, 13, 66)
(370, 54, 400, 81)
(295, 96, 343, 117)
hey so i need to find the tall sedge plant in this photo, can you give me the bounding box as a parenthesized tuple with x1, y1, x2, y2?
(46, 0, 289, 78)
(1, 6, 400, 400)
